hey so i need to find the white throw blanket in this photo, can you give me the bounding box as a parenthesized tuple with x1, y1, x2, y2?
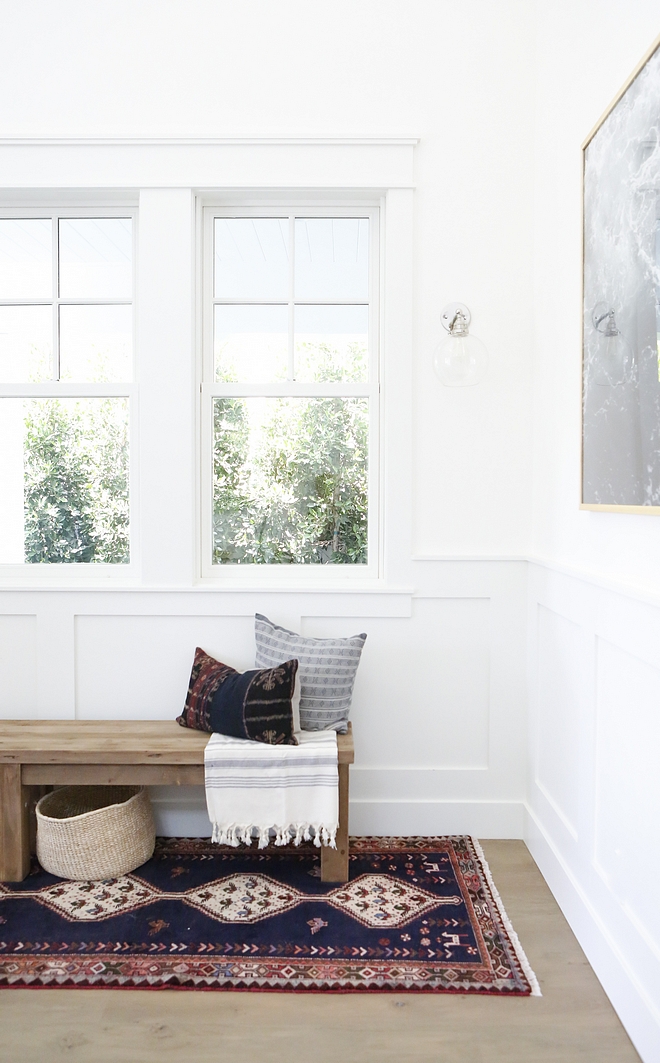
(204, 730, 338, 849)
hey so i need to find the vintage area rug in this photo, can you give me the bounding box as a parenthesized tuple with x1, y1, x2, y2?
(0, 836, 540, 994)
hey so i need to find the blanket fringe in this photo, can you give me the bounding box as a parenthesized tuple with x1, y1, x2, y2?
(211, 822, 337, 849)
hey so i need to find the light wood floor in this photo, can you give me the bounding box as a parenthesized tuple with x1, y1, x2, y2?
(0, 841, 640, 1063)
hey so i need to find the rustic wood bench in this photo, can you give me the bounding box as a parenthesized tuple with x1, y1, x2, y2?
(0, 721, 353, 884)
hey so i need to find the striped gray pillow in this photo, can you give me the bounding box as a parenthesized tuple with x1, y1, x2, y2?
(254, 613, 366, 733)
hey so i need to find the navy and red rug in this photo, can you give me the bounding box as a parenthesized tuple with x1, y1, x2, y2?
(0, 836, 539, 994)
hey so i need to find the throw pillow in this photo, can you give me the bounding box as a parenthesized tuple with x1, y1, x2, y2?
(254, 613, 367, 733)
(177, 647, 299, 745)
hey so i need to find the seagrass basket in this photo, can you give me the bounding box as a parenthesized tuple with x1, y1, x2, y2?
(36, 785, 155, 881)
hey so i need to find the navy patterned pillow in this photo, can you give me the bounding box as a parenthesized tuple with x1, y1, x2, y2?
(177, 647, 299, 745)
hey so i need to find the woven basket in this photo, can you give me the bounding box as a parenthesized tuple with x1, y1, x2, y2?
(36, 786, 155, 881)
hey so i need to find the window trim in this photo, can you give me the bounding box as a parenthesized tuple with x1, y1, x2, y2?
(198, 200, 382, 582)
(0, 205, 139, 580)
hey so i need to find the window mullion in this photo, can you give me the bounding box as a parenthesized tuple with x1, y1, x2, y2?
(52, 215, 59, 382)
(56, 298, 133, 306)
(288, 215, 295, 380)
(203, 382, 372, 399)
(212, 298, 369, 306)
(202, 206, 214, 574)
(205, 208, 214, 385)
(0, 382, 135, 398)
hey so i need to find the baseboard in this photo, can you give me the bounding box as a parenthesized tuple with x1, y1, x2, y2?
(349, 800, 524, 837)
(151, 789, 525, 840)
(525, 805, 660, 1063)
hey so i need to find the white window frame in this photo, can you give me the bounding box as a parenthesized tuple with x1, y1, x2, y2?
(199, 200, 382, 582)
(0, 204, 139, 581)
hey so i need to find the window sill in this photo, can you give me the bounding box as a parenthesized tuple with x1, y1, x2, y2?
(0, 577, 414, 598)
(0, 565, 140, 591)
(194, 578, 412, 594)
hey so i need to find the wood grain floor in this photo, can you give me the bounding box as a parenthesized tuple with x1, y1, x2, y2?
(0, 841, 640, 1063)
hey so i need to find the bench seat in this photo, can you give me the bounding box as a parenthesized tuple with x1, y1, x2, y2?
(0, 720, 353, 884)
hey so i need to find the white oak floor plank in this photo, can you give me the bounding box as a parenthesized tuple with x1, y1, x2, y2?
(0, 841, 641, 1063)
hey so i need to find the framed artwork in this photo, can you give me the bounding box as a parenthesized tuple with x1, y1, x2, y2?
(582, 33, 660, 512)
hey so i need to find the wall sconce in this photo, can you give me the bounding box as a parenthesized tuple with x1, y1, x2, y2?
(591, 303, 632, 386)
(433, 303, 488, 386)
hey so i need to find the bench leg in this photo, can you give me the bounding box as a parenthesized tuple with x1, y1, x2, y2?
(28, 785, 52, 856)
(321, 762, 349, 883)
(0, 765, 31, 882)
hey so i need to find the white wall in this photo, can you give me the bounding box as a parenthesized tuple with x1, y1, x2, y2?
(1, 0, 535, 557)
(0, 1, 535, 840)
(529, 5, 660, 1061)
(531, 0, 660, 591)
(2, 0, 658, 1058)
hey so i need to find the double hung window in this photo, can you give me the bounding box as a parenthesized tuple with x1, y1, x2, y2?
(201, 206, 379, 575)
(0, 199, 383, 578)
(0, 211, 135, 567)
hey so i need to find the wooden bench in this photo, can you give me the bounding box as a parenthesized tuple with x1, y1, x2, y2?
(0, 721, 354, 884)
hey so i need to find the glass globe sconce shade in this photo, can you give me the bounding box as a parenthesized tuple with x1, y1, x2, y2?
(591, 304, 632, 386)
(433, 303, 488, 386)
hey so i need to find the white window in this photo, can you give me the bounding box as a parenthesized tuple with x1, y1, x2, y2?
(0, 210, 136, 568)
(200, 206, 380, 577)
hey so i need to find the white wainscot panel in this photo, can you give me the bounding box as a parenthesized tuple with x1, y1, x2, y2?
(535, 604, 583, 838)
(149, 786, 212, 837)
(595, 637, 660, 957)
(302, 597, 490, 769)
(75, 614, 254, 719)
(0, 614, 37, 718)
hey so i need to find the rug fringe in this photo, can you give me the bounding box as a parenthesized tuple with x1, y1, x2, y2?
(471, 836, 542, 996)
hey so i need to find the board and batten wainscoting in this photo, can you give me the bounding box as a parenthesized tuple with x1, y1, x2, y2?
(526, 559, 660, 1063)
(0, 559, 528, 840)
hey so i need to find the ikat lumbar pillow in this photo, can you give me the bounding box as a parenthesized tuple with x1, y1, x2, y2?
(177, 647, 299, 745)
(254, 613, 366, 733)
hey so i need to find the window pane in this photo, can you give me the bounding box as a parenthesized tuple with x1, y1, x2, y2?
(214, 219, 289, 300)
(0, 398, 130, 564)
(0, 305, 52, 382)
(214, 304, 288, 383)
(59, 219, 132, 299)
(59, 304, 132, 382)
(0, 219, 51, 299)
(295, 304, 368, 382)
(213, 396, 368, 565)
(295, 218, 368, 301)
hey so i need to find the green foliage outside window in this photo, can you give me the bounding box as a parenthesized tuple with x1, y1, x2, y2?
(18, 342, 368, 567)
(23, 398, 129, 564)
(213, 342, 369, 565)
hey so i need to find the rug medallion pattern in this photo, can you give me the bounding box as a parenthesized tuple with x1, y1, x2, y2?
(0, 836, 538, 994)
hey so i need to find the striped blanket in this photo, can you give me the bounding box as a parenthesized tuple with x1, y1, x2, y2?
(204, 730, 338, 849)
